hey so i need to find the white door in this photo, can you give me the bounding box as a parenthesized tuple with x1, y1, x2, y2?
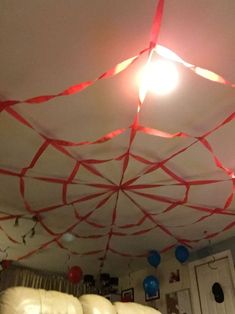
(195, 257, 235, 314)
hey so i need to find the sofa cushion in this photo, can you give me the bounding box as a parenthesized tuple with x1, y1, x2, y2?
(79, 294, 116, 314)
(0, 286, 83, 314)
(40, 289, 83, 314)
(0, 286, 41, 314)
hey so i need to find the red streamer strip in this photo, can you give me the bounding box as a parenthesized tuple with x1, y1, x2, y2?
(0, 48, 149, 112)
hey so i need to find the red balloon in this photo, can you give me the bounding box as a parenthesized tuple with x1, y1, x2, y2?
(1, 259, 12, 269)
(68, 266, 83, 284)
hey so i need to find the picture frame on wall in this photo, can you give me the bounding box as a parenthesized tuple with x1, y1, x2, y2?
(169, 269, 180, 283)
(166, 288, 192, 314)
(145, 289, 160, 302)
(121, 288, 134, 302)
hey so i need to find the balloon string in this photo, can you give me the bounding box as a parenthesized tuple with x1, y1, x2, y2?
(66, 254, 71, 270)
(128, 262, 131, 287)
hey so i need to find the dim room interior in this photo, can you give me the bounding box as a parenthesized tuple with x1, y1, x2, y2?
(0, 0, 235, 313)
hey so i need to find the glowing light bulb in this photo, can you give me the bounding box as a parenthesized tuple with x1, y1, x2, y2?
(139, 59, 179, 97)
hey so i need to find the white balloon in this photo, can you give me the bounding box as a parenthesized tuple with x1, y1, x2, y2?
(62, 233, 75, 242)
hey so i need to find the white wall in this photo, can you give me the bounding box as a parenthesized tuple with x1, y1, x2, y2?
(119, 251, 191, 313)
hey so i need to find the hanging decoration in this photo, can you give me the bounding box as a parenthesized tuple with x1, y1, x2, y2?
(175, 246, 190, 264)
(14, 217, 19, 227)
(68, 266, 83, 284)
(147, 250, 161, 268)
(21, 216, 38, 245)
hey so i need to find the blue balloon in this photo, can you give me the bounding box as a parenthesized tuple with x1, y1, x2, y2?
(175, 245, 189, 263)
(147, 250, 161, 268)
(147, 286, 157, 297)
(143, 275, 160, 296)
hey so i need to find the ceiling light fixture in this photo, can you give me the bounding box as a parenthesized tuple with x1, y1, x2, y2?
(139, 58, 179, 96)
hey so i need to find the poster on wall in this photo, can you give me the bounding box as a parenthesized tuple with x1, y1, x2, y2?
(166, 289, 192, 314)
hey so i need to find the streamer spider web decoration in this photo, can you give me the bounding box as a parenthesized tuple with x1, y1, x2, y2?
(0, 0, 235, 274)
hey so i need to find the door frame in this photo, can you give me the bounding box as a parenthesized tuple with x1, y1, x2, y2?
(189, 250, 235, 314)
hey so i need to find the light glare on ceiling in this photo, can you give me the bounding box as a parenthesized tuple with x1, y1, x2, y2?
(139, 59, 179, 96)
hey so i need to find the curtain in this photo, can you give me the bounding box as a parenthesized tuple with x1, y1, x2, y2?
(0, 266, 83, 296)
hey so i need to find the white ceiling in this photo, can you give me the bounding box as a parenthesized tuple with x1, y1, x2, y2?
(0, 0, 235, 277)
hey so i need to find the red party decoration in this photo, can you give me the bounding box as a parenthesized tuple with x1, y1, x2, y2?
(68, 266, 83, 284)
(1, 259, 12, 270)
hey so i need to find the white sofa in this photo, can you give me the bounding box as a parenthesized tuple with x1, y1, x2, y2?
(0, 286, 161, 314)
